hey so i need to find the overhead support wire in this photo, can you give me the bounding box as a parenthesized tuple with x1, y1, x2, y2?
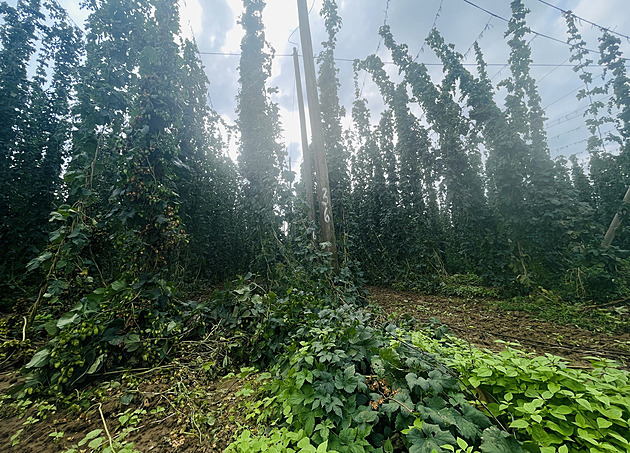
(534, 0, 630, 41)
(536, 57, 570, 83)
(360, 0, 390, 96)
(545, 104, 591, 127)
(196, 51, 628, 68)
(459, 0, 630, 61)
(462, 16, 493, 59)
(551, 138, 589, 153)
(550, 128, 614, 153)
(543, 85, 582, 110)
(548, 126, 584, 141)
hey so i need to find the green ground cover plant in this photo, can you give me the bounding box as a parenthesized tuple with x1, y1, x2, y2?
(4, 272, 630, 452)
(410, 329, 630, 453)
(393, 275, 629, 334)
(216, 287, 630, 453)
(495, 288, 630, 334)
(224, 299, 524, 452)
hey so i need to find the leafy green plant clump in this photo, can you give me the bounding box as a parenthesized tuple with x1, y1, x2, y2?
(20, 275, 189, 395)
(222, 286, 630, 453)
(227, 304, 523, 453)
(497, 287, 630, 334)
(392, 274, 500, 301)
(411, 331, 630, 452)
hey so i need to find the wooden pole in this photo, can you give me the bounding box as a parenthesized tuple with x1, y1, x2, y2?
(292, 47, 316, 224)
(602, 186, 630, 247)
(296, 0, 339, 271)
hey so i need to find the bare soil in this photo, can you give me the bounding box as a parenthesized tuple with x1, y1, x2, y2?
(0, 364, 258, 453)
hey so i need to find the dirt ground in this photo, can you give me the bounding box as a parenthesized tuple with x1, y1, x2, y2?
(0, 363, 259, 453)
(2, 287, 629, 453)
(368, 286, 630, 368)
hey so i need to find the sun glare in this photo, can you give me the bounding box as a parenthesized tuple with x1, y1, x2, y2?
(178, 0, 202, 39)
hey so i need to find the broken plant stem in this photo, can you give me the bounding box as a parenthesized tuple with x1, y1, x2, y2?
(387, 396, 415, 414)
(99, 403, 113, 451)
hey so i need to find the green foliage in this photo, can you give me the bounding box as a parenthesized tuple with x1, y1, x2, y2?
(61, 407, 145, 453)
(496, 287, 630, 334)
(224, 290, 629, 452)
(226, 299, 519, 453)
(359, 29, 495, 282)
(273, 221, 366, 305)
(4, 8, 630, 453)
(15, 0, 253, 400)
(411, 330, 630, 452)
(236, 0, 286, 277)
(267, 308, 377, 451)
(394, 274, 500, 301)
(204, 275, 296, 367)
(25, 203, 98, 299)
(227, 428, 336, 453)
(564, 11, 609, 156)
(0, 0, 82, 281)
(436, 275, 499, 300)
(20, 276, 185, 394)
(203, 266, 364, 370)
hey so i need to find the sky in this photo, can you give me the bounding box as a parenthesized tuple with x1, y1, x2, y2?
(44, 0, 630, 168)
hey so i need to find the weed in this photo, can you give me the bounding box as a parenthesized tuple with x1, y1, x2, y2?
(49, 429, 64, 443)
(393, 274, 499, 301)
(10, 428, 23, 447)
(411, 330, 630, 452)
(22, 415, 39, 425)
(226, 305, 518, 452)
(61, 406, 144, 453)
